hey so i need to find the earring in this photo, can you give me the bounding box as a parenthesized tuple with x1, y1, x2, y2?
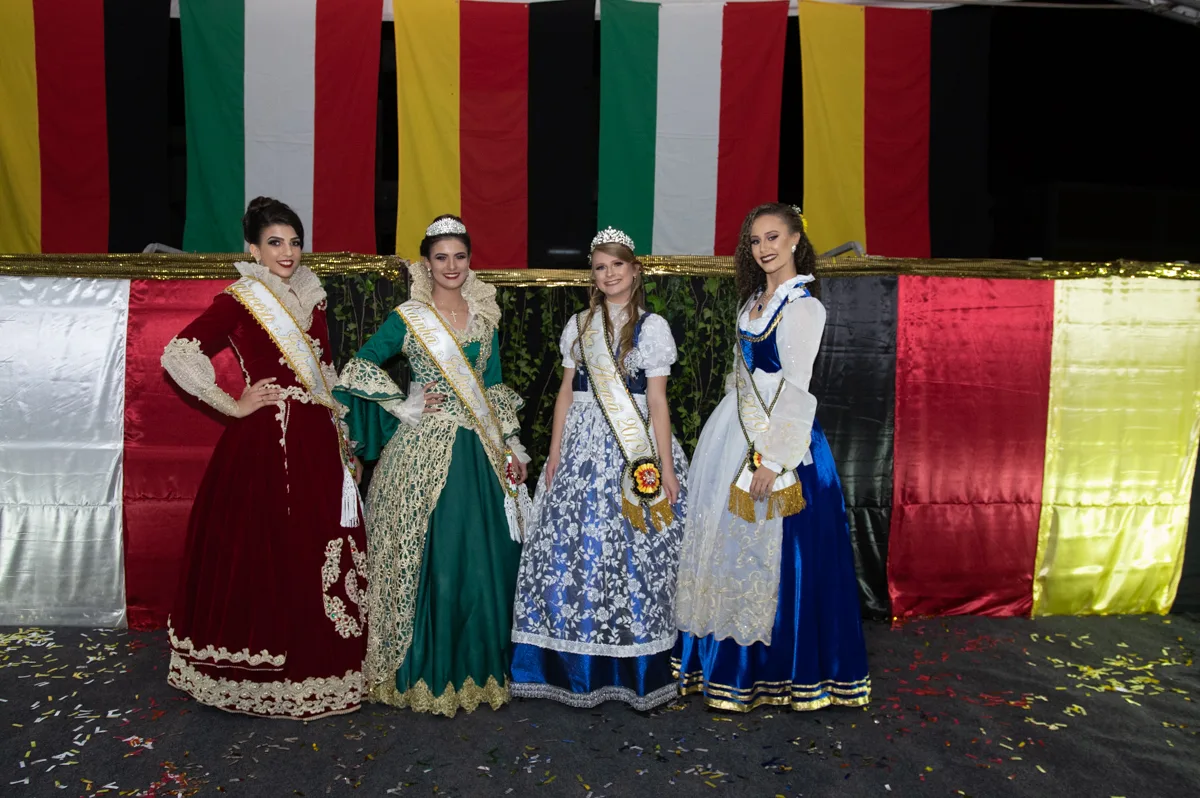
(791, 244, 797, 254)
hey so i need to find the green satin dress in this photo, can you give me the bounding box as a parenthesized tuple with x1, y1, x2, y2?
(335, 308, 522, 717)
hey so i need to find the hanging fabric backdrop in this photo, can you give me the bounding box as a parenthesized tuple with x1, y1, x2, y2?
(0, 1, 996, 263)
(1, 255, 1198, 629)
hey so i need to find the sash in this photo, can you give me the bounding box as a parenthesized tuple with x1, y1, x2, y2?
(728, 342, 806, 525)
(397, 302, 530, 541)
(576, 310, 673, 533)
(225, 276, 361, 528)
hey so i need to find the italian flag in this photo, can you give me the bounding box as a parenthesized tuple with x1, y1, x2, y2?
(180, 0, 379, 253)
(597, 0, 788, 256)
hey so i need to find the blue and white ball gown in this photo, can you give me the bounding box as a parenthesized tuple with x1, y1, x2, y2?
(511, 304, 689, 709)
(674, 274, 870, 711)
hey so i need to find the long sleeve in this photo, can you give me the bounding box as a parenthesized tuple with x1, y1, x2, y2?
(481, 328, 528, 459)
(161, 292, 242, 417)
(754, 296, 825, 471)
(333, 311, 412, 460)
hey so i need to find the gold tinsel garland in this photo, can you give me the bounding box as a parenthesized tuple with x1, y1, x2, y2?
(0, 252, 1196, 284)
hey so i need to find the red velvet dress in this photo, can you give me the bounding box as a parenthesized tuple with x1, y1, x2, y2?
(160, 265, 366, 719)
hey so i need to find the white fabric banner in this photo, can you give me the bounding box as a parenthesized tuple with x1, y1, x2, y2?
(245, 0, 318, 248)
(652, 2, 722, 256)
(0, 277, 130, 626)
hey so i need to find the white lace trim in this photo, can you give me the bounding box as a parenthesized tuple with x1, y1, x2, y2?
(168, 618, 286, 668)
(407, 265, 501, 332)
(168, 651, 362, 720)
(234, 260, 326, 331)
(161, 337, 239, 417)
(740, 273, 815, 333)
(511, 630, 677, 658)
(510, 680, 678, 711)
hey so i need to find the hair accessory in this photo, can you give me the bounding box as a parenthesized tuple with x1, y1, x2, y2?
(590, 227, 635, 254)
(425, 217, 468, 238)
(790, 205, 809, 235)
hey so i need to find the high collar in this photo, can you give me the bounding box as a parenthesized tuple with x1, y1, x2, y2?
(235, 260, 326, 326)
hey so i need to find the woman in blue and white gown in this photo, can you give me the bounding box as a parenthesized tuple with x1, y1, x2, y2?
(510, 228, 689, 710)
(674, 203, 870, 712)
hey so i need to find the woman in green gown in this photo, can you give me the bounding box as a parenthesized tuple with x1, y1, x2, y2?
(334, 215, 531, 716)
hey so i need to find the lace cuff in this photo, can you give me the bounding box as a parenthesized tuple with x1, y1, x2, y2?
(506, 436, 532, 464)
(336, 357, 404, 400)
(385, 383, 424, 428)
(485, 383, 525, 439)
(161, 337, 239, 417)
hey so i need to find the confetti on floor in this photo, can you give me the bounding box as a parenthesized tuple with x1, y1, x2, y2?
(1, 616, 1197, 796)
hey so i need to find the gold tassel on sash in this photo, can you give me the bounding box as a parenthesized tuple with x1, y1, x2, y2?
(728, 483, 757, 524)
(727, 449, 808, 524)
(647, 497, 675, 530)
(766, 481, 806, 520)
(623, 496, 649, 533)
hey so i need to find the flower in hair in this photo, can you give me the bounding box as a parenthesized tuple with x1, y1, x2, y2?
(790, 205, 809, 235)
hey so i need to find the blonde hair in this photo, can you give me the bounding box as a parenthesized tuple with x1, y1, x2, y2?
(577, 242, 645, 373)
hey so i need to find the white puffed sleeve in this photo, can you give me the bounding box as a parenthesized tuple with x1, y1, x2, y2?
(630, 313, 677, 377)
(559, 317, 580, 370)
(753, 296, 825, 472)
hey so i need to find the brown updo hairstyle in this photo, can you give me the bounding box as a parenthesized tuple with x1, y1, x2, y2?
(577, 242, 646, 373)
(242, 196, 305, 248)
(734, 203, 817, 304)
(419, 214, 472, 260)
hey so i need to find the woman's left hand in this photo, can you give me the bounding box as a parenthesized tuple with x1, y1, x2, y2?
(662, 470, 681, 506)
(749, 465, 777, 501)
(351, 456, 363, 486)
(510, 459, 528, 485)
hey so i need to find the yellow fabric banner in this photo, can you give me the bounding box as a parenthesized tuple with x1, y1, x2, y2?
(393, 0, 461, 260)
(1034, 279, 1200, 615)
(799, 2, 865, 256)
(0, 0, 41, 253)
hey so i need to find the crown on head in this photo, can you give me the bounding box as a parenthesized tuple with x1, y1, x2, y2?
(589, 227, 635, 261)
(425, 217, 468, 238)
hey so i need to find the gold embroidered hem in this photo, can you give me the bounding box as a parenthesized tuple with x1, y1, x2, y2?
(673, 663, 871, 713)
(168, 618, 286, 668)
(367, 675, 511, 718)
(168, 651, 363, 720)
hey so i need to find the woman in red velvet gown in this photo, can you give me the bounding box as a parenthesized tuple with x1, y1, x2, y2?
(159, 197, 367, 719)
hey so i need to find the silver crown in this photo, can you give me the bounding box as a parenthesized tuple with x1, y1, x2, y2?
(425, 217, 468, 238)
(589, 227, 635, 256)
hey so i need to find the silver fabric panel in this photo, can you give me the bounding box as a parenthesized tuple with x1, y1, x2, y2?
(0, 277, 129, 627)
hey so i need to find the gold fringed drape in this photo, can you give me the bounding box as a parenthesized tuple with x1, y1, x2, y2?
(0, 252, 1196, 283)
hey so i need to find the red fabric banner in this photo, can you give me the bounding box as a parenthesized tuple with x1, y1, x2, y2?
(864, 8, 931, 258)
(313, 0, 380, 253)
(460, 0, 529, 268)
(33, 0, 109, 252)
(714, 1, 787, 256)
(888, 277, 1054, 618)
(122, 280, 240, 629)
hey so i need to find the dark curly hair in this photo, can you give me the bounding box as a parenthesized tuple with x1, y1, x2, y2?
(242, 196, 304, 248)
(734, 203, 817, 304)
(419, 214, 472, 259)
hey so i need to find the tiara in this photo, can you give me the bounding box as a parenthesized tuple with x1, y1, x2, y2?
(425, 217, 467, 238)
(590, 227, 635, 255)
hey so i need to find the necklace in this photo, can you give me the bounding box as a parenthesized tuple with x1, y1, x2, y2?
(435, 301, 467, 325)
